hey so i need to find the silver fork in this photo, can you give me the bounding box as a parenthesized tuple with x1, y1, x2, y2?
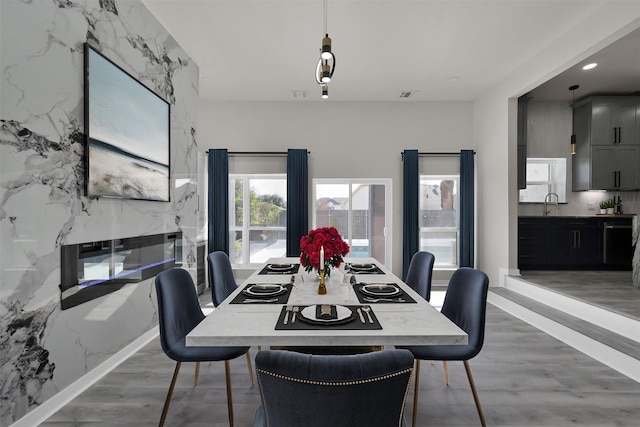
(363, 297, 405, 303)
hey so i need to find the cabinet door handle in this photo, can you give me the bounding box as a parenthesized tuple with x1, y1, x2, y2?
(576, 230, 581, 249)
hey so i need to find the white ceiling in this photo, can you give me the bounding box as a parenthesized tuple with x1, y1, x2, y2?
(142, 0, 640, 103)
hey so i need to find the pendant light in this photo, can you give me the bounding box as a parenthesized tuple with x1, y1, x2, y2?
(569, 85, 579, 155)
(315, 0, 335, 95)
(321, 85, 328, 99)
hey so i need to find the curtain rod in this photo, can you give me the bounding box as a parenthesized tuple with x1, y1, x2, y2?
(206, 150, 310, 156)
(401, 151, 476, 159)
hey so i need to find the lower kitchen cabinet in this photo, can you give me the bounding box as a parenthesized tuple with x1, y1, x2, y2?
(545, 218, 601, 267)
(518, 216, 631, 270)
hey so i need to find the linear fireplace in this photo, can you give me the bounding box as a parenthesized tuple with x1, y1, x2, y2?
(60, 232, 182, 310)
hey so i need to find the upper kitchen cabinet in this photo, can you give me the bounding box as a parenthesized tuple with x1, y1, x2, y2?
(517, 97, 530, 190)
(572, 96, 640, 191)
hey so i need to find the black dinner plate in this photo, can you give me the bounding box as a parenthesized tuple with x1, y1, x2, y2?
(360, 284, 401, 297)
(349, 263, 376, 271)
(242, 284, 287, 297)
(266, 263, 295, 271)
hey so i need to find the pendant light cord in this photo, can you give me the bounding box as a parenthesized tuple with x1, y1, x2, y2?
(323, 0, 328, 35)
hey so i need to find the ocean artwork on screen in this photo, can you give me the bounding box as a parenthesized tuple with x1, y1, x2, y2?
(85, 44, 170, 201)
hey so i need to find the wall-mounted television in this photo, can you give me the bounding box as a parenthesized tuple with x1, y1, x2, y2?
(84, 43, 170, 201)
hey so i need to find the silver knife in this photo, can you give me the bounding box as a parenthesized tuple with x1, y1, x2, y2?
(356, 307, 366, 323)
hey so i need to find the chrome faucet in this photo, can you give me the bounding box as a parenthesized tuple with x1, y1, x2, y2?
(543, 192, 559, 216)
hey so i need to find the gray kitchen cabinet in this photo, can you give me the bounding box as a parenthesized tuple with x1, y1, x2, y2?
(572, 96, 640, 191)
(517, 97, 530, 190)
(589, 98, 637, 145)
(591, 145, 640, 190)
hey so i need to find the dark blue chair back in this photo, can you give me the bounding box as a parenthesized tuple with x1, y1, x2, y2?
(156, 268, 205, 361)
(155, 268, 248, 362)
(405, 251, 435, 301)
(253, 349, 414, 427)
(440, 267, 489, 359)
(208, 251, 237, 306)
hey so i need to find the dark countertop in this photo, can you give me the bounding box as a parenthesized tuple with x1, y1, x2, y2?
(519, 214, 635, 219)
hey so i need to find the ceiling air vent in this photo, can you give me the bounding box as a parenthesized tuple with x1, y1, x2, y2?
(291, 91, 308, 99)
(398, 91, 417, 99)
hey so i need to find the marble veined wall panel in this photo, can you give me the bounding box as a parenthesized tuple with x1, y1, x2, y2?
(0, 0, 199, 424)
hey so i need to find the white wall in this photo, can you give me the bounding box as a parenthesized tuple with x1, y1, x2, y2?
(198, 101, 473, 277)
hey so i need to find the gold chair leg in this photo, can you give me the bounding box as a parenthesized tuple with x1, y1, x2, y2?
(159, 361, 181, 427)
(442, 360, 449, 385)
(194, 361, 200, 386)
(224, 360, 234, 427)
(411, 360, 421, 427)
(245, 351, 255, 386)
(463, 360, 486, 427)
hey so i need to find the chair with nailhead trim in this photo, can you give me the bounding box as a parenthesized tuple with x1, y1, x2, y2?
(253, 349, 414, 427)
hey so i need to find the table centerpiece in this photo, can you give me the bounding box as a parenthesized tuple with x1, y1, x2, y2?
(299, 227, 350, 282)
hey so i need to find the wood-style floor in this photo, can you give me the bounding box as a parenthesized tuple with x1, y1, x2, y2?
(41, 302, 640, 426)
(518, 270, 640, 319)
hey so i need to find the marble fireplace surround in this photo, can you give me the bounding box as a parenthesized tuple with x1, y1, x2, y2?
(60, 232, 183, 310)
(1, 1, 199, 425)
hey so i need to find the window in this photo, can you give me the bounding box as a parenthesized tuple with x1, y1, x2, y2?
(419, 175, 459, 268)
(519, 158, 566, 203)
(229, 174, 287, 266)
(313, 179, 392, 268)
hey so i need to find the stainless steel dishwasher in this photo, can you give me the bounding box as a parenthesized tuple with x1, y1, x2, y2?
(603, 222, 633, 266)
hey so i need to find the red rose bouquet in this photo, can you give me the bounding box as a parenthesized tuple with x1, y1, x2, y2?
(299, 227, 350, 276)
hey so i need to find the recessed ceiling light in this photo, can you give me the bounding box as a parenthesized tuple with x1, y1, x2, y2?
(447, 76, 460, 82)
(582, 63, 598, 70)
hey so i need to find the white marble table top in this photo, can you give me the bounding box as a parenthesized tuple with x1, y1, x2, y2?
(186, 257, 468, 347)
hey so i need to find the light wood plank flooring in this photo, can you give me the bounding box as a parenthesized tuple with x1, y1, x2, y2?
(41, 303, 640, 426)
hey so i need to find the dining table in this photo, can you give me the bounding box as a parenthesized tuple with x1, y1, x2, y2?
(186, 257, 467, 349)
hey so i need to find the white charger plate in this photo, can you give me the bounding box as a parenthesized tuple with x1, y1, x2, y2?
(300, 305, 353, 323)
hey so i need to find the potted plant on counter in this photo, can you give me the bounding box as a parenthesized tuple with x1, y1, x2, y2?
(606, 197, 616, 214)
(599, 200, 608, 214)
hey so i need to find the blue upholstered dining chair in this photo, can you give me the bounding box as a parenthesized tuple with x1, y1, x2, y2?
(398, 267, 490, 427)
(253, 349, 415, 427)
(405, 251, 435, 301)
(155, 268, 250, 427)
(208, 250, 256, 384)
(208, 251, 238, 307)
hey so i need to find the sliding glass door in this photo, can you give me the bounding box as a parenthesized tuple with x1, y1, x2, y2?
(313, 179, 392, 268)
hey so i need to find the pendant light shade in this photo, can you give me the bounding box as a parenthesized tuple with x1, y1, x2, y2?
(570, 85, 579, 155)
(315, 0, 335, 96)
(321, 35, 332, 60)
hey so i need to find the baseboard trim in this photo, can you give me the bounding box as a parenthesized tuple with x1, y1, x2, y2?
(10, 327, 159, 427)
